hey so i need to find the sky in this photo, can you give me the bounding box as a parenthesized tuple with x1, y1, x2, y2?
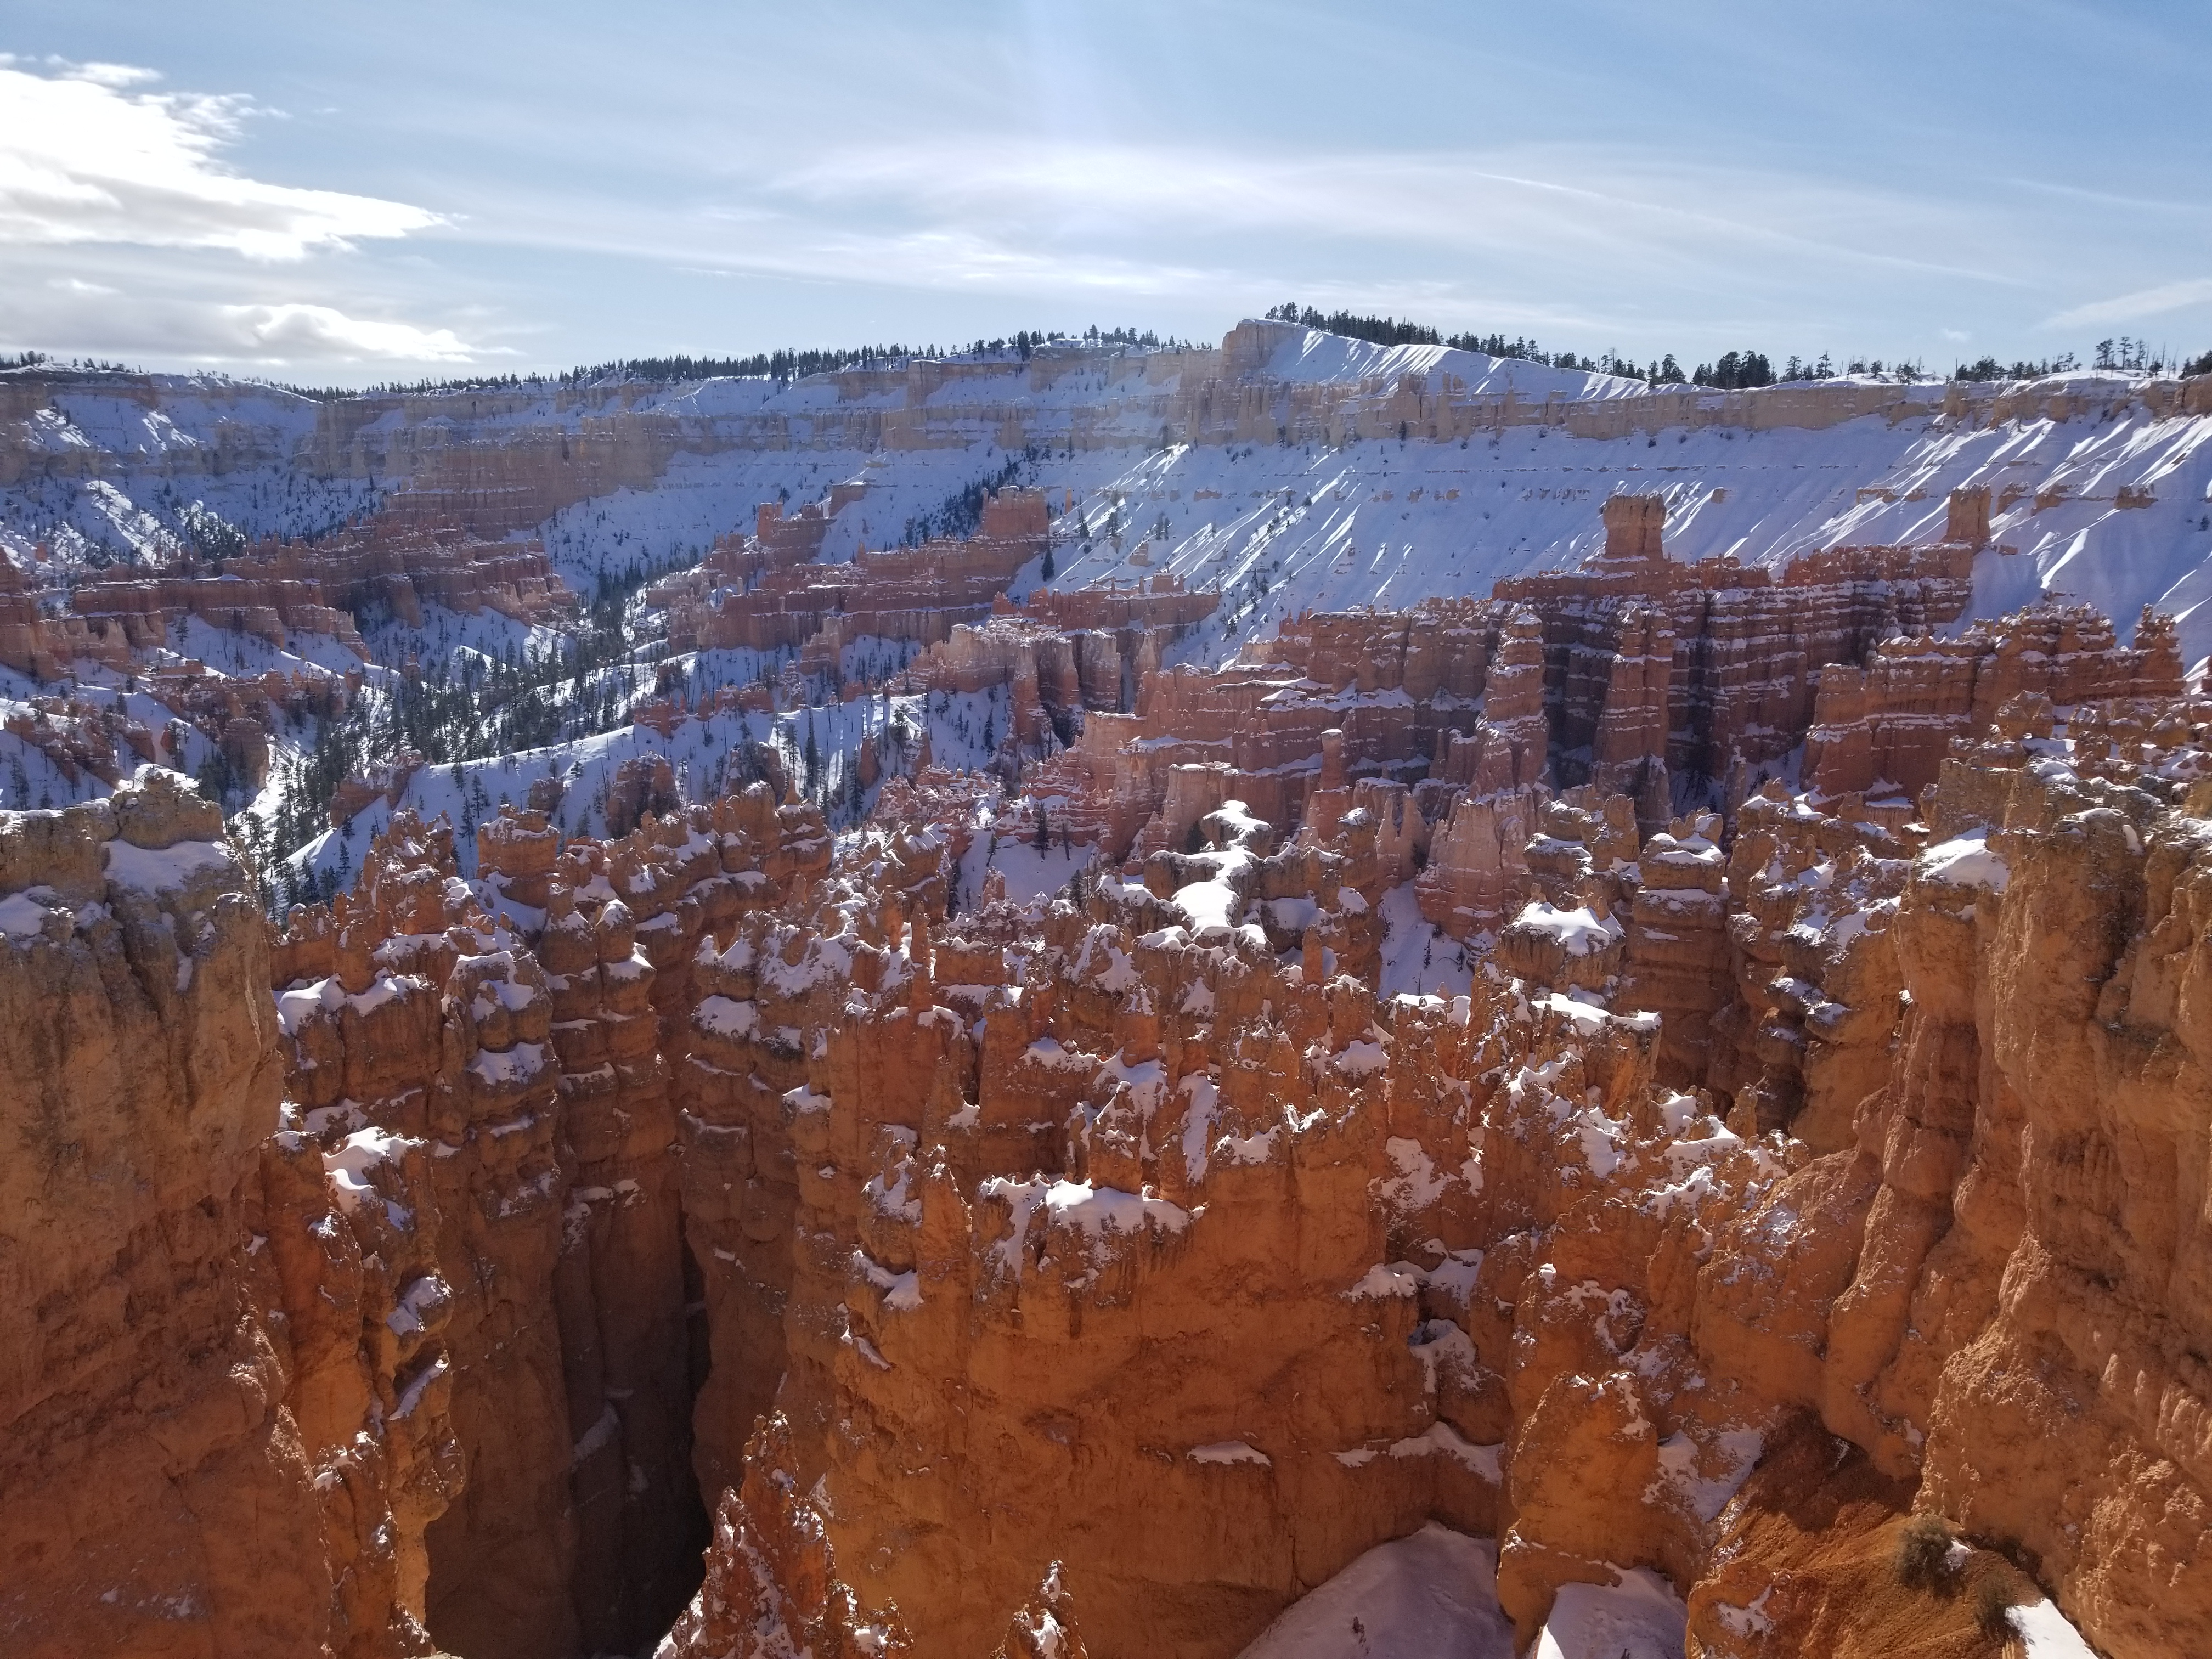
(2, 0, 2208, 383)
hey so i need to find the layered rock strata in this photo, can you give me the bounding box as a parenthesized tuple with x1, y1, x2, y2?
(656, 488, 1049, 665)
(3, 523, 574, 682)
(0, 768, 459, 1658)
(1025, 498, 2183, 957)
(259, 787, 834, 1658)
(10, 580, 2212, 1659)
(653, 662, 2212, 1658)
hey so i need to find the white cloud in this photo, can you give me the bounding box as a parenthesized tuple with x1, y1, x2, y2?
(55, 60, 165, 89)
(0, 61, 441, 259)
(2044, 278, 2212, 330)
(1, 263, 489, 366)
(218, 303, 479, 362)
(767, 142, 2017, 289)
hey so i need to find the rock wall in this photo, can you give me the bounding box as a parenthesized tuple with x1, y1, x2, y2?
(11, 578, 2212, 1659)
(647, 609, 2212, 1658)
(1023, 507, 1989, 938)
(4, 524, 573, 681)
(659, 490, 1048, 665)
(0, 768, 457, 1658)
(0, 778, 838, 1659)
(660, 836, 1503, 1656)
(1803, 603, 2186, 797)
(259, 788, 834, 1659)
(7, 349, 2209, 580)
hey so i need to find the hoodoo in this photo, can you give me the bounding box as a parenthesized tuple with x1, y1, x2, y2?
(7, 309, 2212, 1658)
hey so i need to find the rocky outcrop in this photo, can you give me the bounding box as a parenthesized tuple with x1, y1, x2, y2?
(1491, 498, 1977, 797)
(261, 789, 833, 1659)
(1022, 503, 1982, 943)
(659, 859, 1508, 1655)
(5, 521, 573, 683)
(12, 567, 2212, 1659)
(893, 577, 1216, 729)
(657, 489, 1051, 669)
(1803, 601, 2185, 797)
(653, 1412, 902, 1659)
(651, 609, 2212, 1658)
(0, 768, 456, 1658)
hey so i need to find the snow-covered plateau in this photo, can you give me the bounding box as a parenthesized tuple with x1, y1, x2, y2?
(5, 320, 2210, 909)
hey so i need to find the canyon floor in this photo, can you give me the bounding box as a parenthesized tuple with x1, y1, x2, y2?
(4, 323, 2208, 1657)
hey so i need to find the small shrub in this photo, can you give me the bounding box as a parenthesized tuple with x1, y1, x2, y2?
(1974, 1575, 2017, 1638)
(1897, 1512, 1955, 1590)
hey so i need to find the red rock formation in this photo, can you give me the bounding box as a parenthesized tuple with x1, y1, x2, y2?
(15, 578, 2212, 1659)
(5, 520, 573, 686)
(1492, 500, 1977, 792)
(259, 789, 834, 1658)
(3, 692, 164, 789)
(1017, 502, 1979, 943)
(66, 572, 369, 659)
(0, 768, 456, 1658)
(651, 603, 2212, 1658)
(893, 576, 1216, 722)
(220, 523, 577, 631)
(657, 490, 1051, 679)
(1804, 601, 2185, 797)
(653, 1413, 904, 1659)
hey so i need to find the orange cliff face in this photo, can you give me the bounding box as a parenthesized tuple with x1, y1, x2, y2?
(262, 789, 834, 1659)
(0, 770, 835, 1659)
(650, 665, 2212, 1659)
(10, 530, 2212, 1658)
(2, 523, 574, 682)
(1019, 496, 1985, 934)
(0, 767, 458, 1659)
(656, 487, 1056, 668)
(649, 595, 2205, 1657)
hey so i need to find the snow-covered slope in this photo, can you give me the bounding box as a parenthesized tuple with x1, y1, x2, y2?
(1233, 1524, 1694, 1659)
(1037, 396, 2212, 671)
(9, 337, 2209, 664)
(8, 326, 2211, 898)
(1235, 1525, 1514, 1658)
(1245, 326, 1646, 402)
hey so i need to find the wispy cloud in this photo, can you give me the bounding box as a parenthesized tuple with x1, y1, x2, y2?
(0, 60, 441, 259)
(2, 266, 490, 366)
(764, 142, 2025, 289)
(218, 303, 482, 362)
(2044, 278, 2212, 330)
(8, 8, 2200, 379)
(0, 54, 166, 89)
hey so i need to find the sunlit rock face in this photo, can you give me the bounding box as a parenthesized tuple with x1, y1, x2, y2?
(651, 597, 2211, 1659)
(0, 768, 427, 1658)
(7, 444, 2211, 1658)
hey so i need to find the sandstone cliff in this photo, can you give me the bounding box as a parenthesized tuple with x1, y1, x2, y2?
(0, 768, 458, 1658)
(649, 611, 2208, 1657)
(9, 583, 2207, 1659)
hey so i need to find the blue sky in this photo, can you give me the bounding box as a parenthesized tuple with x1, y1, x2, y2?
(2, 0, 2207, 381)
